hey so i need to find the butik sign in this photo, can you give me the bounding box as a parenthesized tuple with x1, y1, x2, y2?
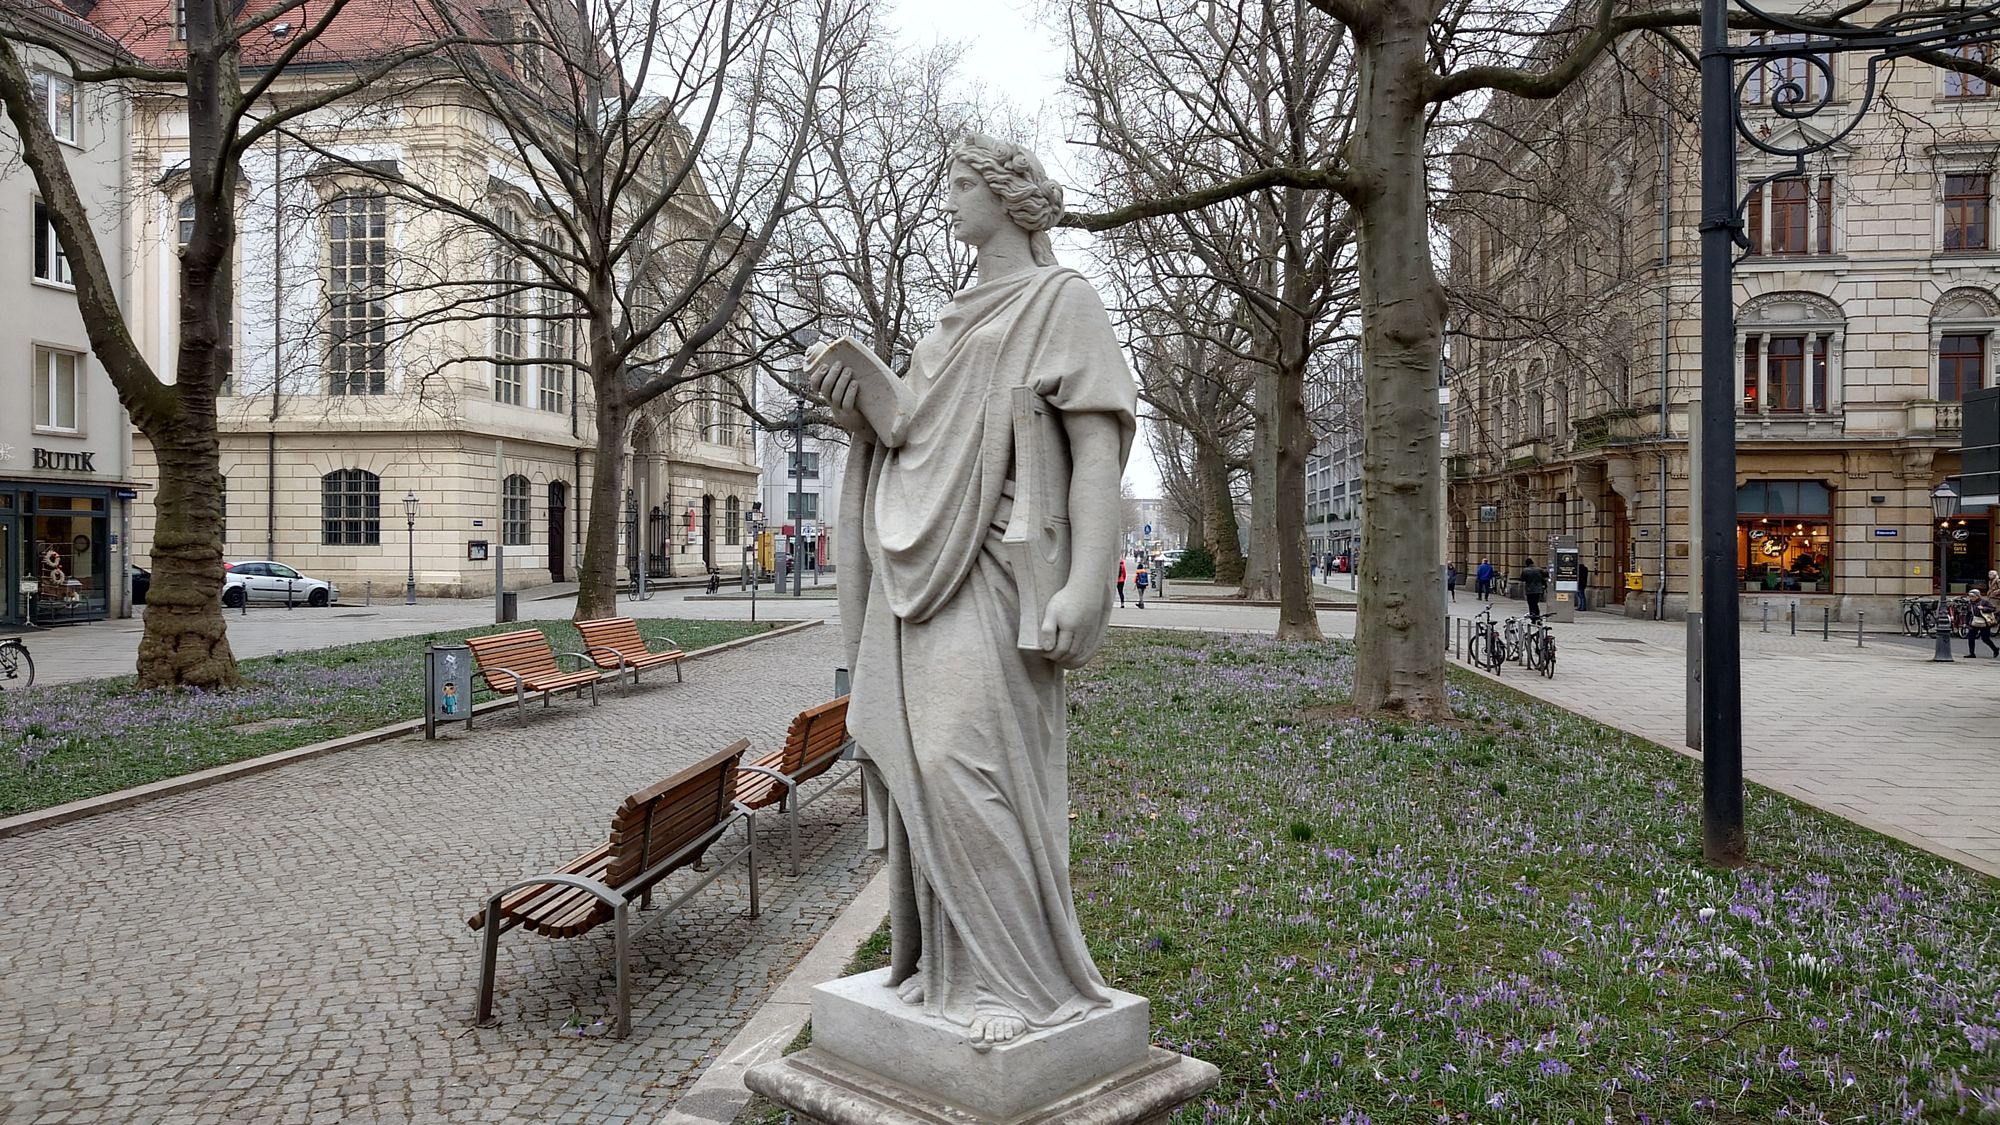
(32, 448, 96, 473)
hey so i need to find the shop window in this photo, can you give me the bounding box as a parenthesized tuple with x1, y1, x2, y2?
(502, 474, 531, 546)
(32, 493, 109, 620)
(33, 346, 80, 433)
(1736, 480, 1833, 593)
(321, 468, 381, 545)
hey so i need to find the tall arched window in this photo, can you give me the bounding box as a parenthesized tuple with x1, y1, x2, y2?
(321, 469, 381, 545)
(502, 474, 532, 546)
(493, 205, 525, 405)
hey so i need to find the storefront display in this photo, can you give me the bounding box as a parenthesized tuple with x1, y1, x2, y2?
(1736, 480, 1834, 593)
(3, 487, 112, 624)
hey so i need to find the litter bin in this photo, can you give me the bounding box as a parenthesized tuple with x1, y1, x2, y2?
(424, 643, 474, 738)
(499, 592, 518, 622)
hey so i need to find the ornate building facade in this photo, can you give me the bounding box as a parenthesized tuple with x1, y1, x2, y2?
(1446, 30, 2000, 621)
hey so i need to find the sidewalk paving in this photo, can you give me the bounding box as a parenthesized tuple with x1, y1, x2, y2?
(1443, 592, 2000, 877)
(0, 624, 875, 1125)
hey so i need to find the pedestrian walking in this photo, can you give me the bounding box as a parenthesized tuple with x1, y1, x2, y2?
(1969, 588, 2000, 657)
(1576, 561, 1589, 612)
(1446, 562, 1458, 601)
(1115, 557, 1127, 607)
(1134, 559, 1150, 608)
(1476, 557, 1494, 602)
(1520, 556, 1548, 621)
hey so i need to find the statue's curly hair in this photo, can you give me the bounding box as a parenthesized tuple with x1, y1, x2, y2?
(949, 134, 1065, 267)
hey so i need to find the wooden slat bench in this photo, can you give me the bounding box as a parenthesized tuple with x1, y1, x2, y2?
(575, 616, 686, 685)
(469, 739, 758, 1038)
(735, 696, 859, 875)
(465, 629, 601, 719)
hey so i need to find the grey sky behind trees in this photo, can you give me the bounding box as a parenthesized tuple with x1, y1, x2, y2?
(885, 0, 1170, 499)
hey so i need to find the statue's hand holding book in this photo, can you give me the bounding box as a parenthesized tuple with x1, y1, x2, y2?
(805, 337, 914, 448)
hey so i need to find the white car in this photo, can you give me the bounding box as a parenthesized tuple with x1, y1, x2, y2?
(222, 561, 339, 608)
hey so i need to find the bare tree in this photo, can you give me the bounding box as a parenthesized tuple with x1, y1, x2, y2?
(284, 0, 868, 619)
(0, 0, 465, 687)
(1067, 0, 1358, 640)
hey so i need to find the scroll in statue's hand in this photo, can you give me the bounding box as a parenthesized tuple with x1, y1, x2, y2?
(805, 337, 911, 445)
(1039, 581, 1112, 670)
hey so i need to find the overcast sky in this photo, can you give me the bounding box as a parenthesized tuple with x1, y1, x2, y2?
(883, 0, 1170, 501)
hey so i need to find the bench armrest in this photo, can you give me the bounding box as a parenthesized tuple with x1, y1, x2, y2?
(556, 650, 604, 672)
(737, 763, 798, 791)
(480, 666, 528, 692)
(472, 871, 625, 930)
(583, 645, 630, 671)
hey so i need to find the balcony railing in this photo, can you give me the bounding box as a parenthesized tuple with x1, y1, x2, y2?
(1939, 402, 1963, 432)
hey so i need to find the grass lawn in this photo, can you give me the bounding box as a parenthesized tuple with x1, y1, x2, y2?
(740, 630, 1998, 1123)
(0, 618, 775, 817)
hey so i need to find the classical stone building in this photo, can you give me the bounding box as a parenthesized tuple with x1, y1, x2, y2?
(86, 0, 758, 598)
(1445, 29, 2000, 622)
(0, 6, 138, 626)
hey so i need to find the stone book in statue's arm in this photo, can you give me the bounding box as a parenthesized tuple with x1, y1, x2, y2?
(1002, 384, 1073, 656)
(805, 337, 916, 447)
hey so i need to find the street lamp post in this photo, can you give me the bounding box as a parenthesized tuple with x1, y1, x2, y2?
(1933, 482, 1961, 663)
(402, 492, 419, 605)
(792, 397, 806, 598)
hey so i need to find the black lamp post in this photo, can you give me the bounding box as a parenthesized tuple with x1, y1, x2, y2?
(1933, 481, 1961, 663)
(791, 397, 806, 598)
(402, 491, 419, 605)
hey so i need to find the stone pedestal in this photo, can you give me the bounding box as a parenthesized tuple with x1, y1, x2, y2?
(744, 969, 1220, 1125)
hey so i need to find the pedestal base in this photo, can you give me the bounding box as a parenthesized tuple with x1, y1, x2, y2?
(743, 969, 1219, 1125)
(746, 1044, 1218, 1125)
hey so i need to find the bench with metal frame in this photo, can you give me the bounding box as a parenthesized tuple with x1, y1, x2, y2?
(734, 696, 859, 876)
(575, 616, 687, 685)
(465, 628, 602, 718)
(468, 739, 758, 1038)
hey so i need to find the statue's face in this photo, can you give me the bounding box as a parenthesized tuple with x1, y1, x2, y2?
(945, 160, 1009, 248)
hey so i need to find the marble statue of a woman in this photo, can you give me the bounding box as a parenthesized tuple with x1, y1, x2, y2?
(809, 135, 1137, 1051)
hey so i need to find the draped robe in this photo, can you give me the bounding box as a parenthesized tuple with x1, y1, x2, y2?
(836, 265, 1137, 1032)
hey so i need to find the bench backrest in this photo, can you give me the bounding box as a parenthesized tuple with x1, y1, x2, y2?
(782, 696, 850, 784)
(465, 629, 562, 682)
(604, 739, 749, 888)
(576, 616, 647, 656)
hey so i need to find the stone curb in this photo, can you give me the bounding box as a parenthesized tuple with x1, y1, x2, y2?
(0, 619, 822, 841)
(1447, 653, 2000, 882)
(655, 869, 891, 1125)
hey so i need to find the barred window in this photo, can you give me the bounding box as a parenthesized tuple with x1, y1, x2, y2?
(502, 474, 531, 546)
(493, 207, 525, 405)
(327, 192, 389, 395)
(321, 468, 381, 545)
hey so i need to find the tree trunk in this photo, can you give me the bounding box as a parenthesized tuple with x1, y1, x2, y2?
(575, 391, 629, 621)
(1199, 441, 1245, 584)
(1272, 370, 1320, 639)
(1348, 11, 1450, 717)
(138, 414, 238, 690)
(1240, 348, 1280, 600)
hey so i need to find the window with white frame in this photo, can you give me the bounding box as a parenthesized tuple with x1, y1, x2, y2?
(502, 474, 532, 545)
(493, 206, 525, 405)
(176, 197, 197, 249)
(326, 191, 389, 395)
(539, 289, 570, 412)
(30, 71, 76, 144)
(32, 200, 71, 286)
(726, 495, 741, 545)
(33, 346, 80, 432)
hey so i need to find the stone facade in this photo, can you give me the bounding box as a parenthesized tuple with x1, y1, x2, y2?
(111, 40, 759, 597)
(1445, 31, 2000, 622)
(0, 12, 136, 627)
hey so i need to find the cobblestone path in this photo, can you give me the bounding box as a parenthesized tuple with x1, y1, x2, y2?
(0, 625, 876, 1124)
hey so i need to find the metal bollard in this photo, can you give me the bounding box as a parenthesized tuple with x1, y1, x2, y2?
(366, 580, 373, 606)
(1857, 612, 1865, 648)
(1761, 601, 1769, 632)
(1790, 603, 1796, 635)
(1822, 607, 1829, 641)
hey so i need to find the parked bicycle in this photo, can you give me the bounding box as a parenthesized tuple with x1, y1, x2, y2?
(1522, 617, 1557, 678)
(1501, 614, 1530, 663)
(1468, 605, 1507, 673)
(0, 637, 33, 691)
(1903, 595, 1971, 637)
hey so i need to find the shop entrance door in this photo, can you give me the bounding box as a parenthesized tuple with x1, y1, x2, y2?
(0, 513, 15, 626)
(547, 482, 567, 583)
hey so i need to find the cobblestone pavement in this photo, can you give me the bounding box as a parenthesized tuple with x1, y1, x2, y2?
(0, 625, 876, 1124)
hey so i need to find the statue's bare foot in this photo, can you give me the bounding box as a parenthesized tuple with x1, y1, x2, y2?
(966, 1007, 1029, 1052)
(894, 973, 926, 1005)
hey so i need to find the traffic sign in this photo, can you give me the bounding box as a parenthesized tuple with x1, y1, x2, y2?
(1144, 523, 1152, 535)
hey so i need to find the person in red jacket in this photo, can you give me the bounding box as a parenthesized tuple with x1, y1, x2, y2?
(1115, 557, 1127, 606)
